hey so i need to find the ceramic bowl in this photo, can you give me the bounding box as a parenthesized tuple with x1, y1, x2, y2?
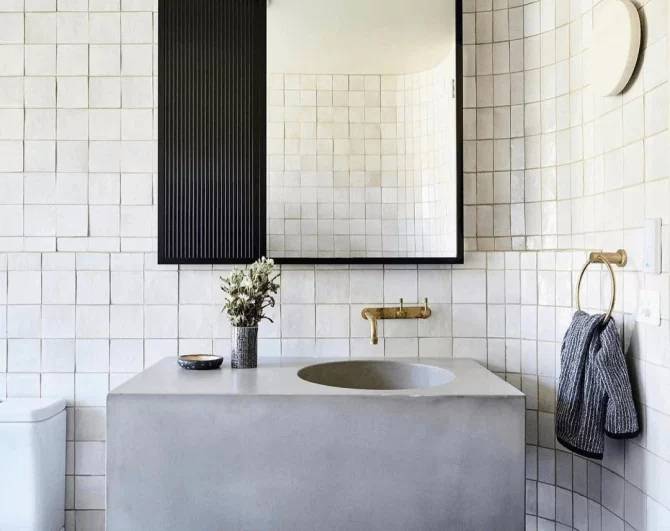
(178, 355, 224, 370)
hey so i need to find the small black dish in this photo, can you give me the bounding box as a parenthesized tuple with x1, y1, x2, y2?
(178, 355, 224, 370)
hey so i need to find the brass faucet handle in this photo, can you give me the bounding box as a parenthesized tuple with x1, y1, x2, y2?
(421, 297, 431, 317)
(396, 298, 407, 318)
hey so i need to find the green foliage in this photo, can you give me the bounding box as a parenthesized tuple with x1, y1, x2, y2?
(220, 257, 280, 327)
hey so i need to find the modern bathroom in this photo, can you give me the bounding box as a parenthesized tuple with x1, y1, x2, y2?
(0, 0, 669, 529)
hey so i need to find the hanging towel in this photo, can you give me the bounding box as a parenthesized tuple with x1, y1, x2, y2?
(555, 311, 639, 460)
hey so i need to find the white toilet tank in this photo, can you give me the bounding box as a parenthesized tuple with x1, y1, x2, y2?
(0, 398, 67, 531)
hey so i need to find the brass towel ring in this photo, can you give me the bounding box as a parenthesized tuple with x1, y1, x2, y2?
(576, 250, 627, 324)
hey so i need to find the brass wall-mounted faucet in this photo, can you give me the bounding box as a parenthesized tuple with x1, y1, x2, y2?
(361, 298, 432, 345)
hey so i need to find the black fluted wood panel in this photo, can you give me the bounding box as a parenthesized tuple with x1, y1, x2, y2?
(158, 0, 267, 264)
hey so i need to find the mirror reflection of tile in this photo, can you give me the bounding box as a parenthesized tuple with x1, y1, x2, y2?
(266, 64, 458, 259)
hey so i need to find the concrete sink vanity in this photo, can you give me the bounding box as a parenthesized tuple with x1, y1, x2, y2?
(107, 358, 525, 531)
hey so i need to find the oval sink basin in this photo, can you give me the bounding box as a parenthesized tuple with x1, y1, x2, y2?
(297, 361, 454, 390)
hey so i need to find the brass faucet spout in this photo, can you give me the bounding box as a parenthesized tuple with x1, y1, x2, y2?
(363, 310, 378, 345)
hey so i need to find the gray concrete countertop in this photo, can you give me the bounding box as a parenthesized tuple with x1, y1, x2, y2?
(110, 357, 525, 398)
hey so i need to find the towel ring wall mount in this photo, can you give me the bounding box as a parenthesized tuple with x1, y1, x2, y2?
(576, 250, 627, 324)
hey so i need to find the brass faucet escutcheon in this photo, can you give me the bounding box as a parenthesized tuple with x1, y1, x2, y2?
(361, 298, 432, 345)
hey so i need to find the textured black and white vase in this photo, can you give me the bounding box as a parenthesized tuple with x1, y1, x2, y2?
(231, 326, 258, 369)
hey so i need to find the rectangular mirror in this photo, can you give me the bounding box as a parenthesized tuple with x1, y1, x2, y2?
(266, 0, 463, 263)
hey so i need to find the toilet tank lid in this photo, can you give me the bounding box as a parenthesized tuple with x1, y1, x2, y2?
(0, 398, 67, 422)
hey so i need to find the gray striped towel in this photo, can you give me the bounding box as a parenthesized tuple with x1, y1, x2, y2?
(556, 311, 639, 459)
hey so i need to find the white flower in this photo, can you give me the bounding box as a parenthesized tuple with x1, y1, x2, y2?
(220, 257, 280, 327)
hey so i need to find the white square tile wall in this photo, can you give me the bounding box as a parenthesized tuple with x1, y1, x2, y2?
(0, 0, 669, 529)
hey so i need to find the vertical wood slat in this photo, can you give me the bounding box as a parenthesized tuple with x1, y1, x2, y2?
(158, 0, 267, 264)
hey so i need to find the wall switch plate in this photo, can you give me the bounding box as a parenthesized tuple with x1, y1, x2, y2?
(636, 289, 661, 326)
(643, 218, 662, 274)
